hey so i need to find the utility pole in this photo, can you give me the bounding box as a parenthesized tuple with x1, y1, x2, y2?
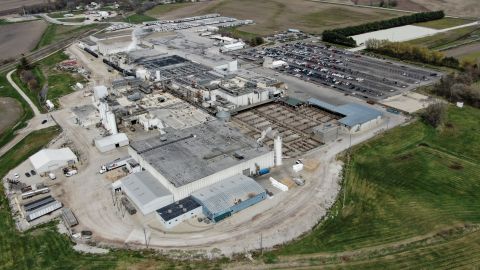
(260, 233, 263, 255)
(143, 227, 150, 249)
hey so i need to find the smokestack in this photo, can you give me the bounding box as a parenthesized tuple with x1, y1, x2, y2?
(274, 135, 282, 166)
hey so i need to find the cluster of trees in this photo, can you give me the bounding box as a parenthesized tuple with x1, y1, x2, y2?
(365, 39, 460, 68)
(351, 0, 397, 7)
(248, 36, 265, 47)
(17, 58, 40, 94)
(218, 28, 264, 47)
(21, 0, 117, 14)
(322, 11, 445, 47)
(431, 66, 480, 108)
(421, 103, 447, 128)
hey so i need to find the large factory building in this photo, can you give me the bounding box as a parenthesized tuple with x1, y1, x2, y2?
(128, 120, 275, 201)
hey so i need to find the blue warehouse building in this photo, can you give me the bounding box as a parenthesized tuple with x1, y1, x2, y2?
(191, 174, 267, 223)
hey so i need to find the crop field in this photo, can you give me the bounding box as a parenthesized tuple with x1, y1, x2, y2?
(0, 74, 33, 150)
(254, 105, 480, 267)
(407, 25, 480, 50)
(0, 20, 47, 61)
(326, 0, 480, 18)
(445, 42, 480, 64)
(146, 0, 402, 35)
(145, 2, 198, 18)
(0, 98, 22, 135)
(414, 17, 473, 30)
(0, 0, 45, 12)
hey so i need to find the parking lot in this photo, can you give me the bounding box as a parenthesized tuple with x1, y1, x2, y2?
(231, 101, 339, 157)
(233, 42, 440, 100)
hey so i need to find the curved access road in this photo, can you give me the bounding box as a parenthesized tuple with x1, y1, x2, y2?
(6, 69, 40, 116)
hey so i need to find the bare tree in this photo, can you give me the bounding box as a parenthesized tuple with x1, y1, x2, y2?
(421, 103, 447, 128)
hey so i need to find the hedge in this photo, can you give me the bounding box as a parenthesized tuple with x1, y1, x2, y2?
(322, 11, 445, 47)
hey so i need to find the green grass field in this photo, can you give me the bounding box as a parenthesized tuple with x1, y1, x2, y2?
(414, 17, 472, 30)
(261, 105, 480, 267)
(1, 105, 479, 268)
(34, 23, 100, 50)
(11, 72, 45, 114)
(124, 13, 157, 24)
(407, 25, 480, 50)
(12, 51, 85, 111)
(458, 49, 480, 63)
(36, 52, 85, 106)
(145, 3, 193, 17)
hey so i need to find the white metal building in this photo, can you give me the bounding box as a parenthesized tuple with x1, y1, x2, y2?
(95, 133, 129, 152)
(220, 42, 245, 52)
(29, 148, 78, 174)
(129, 120, 275, 200)
(117, 171, 173, 215)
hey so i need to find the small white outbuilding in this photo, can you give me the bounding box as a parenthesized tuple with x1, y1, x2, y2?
(29, 148, 78, 173)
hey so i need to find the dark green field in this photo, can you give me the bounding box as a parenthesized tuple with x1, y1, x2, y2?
(254, 105, 480, 268)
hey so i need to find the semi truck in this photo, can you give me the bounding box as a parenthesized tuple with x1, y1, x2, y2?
(99, 157, 130, 174)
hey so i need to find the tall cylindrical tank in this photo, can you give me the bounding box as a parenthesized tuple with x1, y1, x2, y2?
(274, 135, 282, 166)
(216, 110, 231, 122)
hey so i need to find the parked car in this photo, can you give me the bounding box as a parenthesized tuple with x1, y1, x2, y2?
(30, 170, 36, 175)
(25, 172, 31, 177)
(65, 170, 78, 177)
(41, 119, 48, 124)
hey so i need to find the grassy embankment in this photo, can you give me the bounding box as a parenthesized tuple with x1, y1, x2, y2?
(11, 51, 86, 111)
(145, 2, 194, 18)
(262, 105, 480, 268)
(414, 17, 472, 30)
(407, 25, 480, 50)
(34, 23, 100, 50)
(0, 74, 34, 149)
(124, 13, 157, 24)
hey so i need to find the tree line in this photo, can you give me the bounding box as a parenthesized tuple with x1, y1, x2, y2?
(431, 65, 480, 108)
(365, 39, 460, 68)
(322, 11, 445, 47)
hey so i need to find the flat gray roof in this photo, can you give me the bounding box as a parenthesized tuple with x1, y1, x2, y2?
(121, 171, 172, 206)
(191, 174, 265, 214)
(130, 120, 271, 188)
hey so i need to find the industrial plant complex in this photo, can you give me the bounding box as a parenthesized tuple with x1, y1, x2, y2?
(3, 11, 440, 254)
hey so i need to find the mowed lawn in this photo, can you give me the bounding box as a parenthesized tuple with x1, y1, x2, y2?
(274, 105, 480, 259)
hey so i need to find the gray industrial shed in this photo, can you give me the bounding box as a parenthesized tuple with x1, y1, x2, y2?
(191, 174, 266, 222)
(95, 133, 129, 153)
(119, 171, 173, 215)
(307, 98, 383, 133)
